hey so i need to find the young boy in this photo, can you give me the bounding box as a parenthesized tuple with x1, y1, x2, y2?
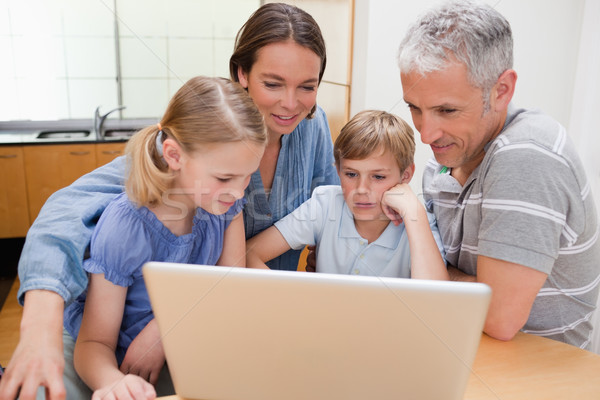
(246, 110, 447, 280)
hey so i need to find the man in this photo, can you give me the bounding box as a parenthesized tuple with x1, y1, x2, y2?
(398, 0, 600, 349)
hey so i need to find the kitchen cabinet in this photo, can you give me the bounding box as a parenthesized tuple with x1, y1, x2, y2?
(0, 146, 30, 238)
(96, 142, 126, 167)
(0, 141, 127, 235)
(23, 144, 98, 223)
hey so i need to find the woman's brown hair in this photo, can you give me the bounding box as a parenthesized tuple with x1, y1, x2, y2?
(229, 2, 326, 119)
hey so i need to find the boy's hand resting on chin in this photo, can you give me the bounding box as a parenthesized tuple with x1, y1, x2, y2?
(382, 183, 420, 226)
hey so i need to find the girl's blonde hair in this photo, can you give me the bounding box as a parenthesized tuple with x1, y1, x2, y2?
(125, 76, 267, 206)
(334, 110, 415, 172)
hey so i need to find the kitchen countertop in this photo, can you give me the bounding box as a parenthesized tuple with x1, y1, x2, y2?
(0, 118, 157, 145)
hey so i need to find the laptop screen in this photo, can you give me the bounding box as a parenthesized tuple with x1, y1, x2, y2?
(144, 262, 490, 400)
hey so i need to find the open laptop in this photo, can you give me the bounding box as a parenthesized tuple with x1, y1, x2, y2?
(143, 262, 491, 400)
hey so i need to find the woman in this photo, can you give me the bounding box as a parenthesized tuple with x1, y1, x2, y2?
(0, 4, 338, 400)
(231, 3, 339, 270)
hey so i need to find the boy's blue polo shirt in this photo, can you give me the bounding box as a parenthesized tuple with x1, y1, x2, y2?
(275, 186, 445, 277)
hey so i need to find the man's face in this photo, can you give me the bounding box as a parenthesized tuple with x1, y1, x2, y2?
(401, 62, 503, 178)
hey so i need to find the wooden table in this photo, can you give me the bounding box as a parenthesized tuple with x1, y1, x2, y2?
(159, 332, 600, 400)
(464, 332, 600, 399)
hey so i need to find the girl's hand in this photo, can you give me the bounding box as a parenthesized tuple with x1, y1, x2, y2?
(91, 374, 156, 400)
(120, 319, 165, 385)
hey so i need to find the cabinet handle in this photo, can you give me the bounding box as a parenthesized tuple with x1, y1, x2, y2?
(101, 150, 122, 155)
(0, 154, 17, 159)
(69, 151, 91, 156)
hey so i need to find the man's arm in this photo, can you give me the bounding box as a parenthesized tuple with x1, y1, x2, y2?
(450, 257, 547, 341)
(477, 256, 547, 340)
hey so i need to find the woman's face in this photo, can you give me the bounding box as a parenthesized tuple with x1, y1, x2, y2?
(238, 40, 321, 138)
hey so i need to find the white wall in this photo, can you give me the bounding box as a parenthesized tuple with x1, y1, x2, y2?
(352, 0, 600, 353)
(352, 0, 585, 195)
(569, 0, 600, 355)
(0, 0, 260, 120)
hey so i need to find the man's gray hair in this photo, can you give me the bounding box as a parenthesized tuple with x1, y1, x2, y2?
(398, 0, 513, 102)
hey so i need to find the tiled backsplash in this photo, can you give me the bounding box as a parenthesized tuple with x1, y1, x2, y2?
(0, 0, 258, 120)
(1, 0, 352, 131)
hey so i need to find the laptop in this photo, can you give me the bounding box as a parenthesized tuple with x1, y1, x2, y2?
(143, 262, 491, 400)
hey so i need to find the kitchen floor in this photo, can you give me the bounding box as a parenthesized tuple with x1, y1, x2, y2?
(0, 238, 22, 310)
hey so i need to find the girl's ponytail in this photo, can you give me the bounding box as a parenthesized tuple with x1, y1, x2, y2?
(125, 125, 171, 206)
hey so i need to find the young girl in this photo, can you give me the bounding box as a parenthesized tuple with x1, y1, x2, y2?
(61, 76, 267, 399)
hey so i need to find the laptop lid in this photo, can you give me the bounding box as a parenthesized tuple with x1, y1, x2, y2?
(143, 262, 491, 400)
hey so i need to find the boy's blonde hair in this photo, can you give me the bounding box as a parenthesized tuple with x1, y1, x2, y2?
(125, 76, 267, 206)
(334, 110, 415, 171)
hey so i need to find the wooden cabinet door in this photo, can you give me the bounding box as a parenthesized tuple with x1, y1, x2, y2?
(0, 146, 30, 238)
(23, 144, 97, 223)
(96, 142, 126, 167)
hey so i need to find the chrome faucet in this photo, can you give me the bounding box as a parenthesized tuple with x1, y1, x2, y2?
(94, 105, 126, 140)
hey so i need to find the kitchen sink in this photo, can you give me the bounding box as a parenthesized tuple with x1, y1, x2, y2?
(104, 129, 137, 139)
(36, 130, 91, 139)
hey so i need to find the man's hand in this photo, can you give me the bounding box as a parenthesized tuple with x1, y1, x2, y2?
(119, 319, 165, 385)
(0, 290, 66, 400)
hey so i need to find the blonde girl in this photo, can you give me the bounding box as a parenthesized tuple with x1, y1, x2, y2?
(61, 76, 266, 400)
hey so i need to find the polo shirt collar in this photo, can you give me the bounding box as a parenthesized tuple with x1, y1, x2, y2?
(339, 202, 402, 249)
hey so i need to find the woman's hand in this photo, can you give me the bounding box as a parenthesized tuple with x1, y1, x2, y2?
(91, 374, 156, 400)
(0, 290, 66, 400)
(120, 319, 165, 385)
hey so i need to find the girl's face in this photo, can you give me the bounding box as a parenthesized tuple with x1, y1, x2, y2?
(237, 40, 321, 138)
(167, 140, 264, 215)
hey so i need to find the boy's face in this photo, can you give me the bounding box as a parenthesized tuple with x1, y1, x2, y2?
(338, 150, 409, 222)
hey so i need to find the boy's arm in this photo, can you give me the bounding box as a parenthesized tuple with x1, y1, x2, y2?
(246, 227, 293, 269)
(383, 184, 448, 280)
